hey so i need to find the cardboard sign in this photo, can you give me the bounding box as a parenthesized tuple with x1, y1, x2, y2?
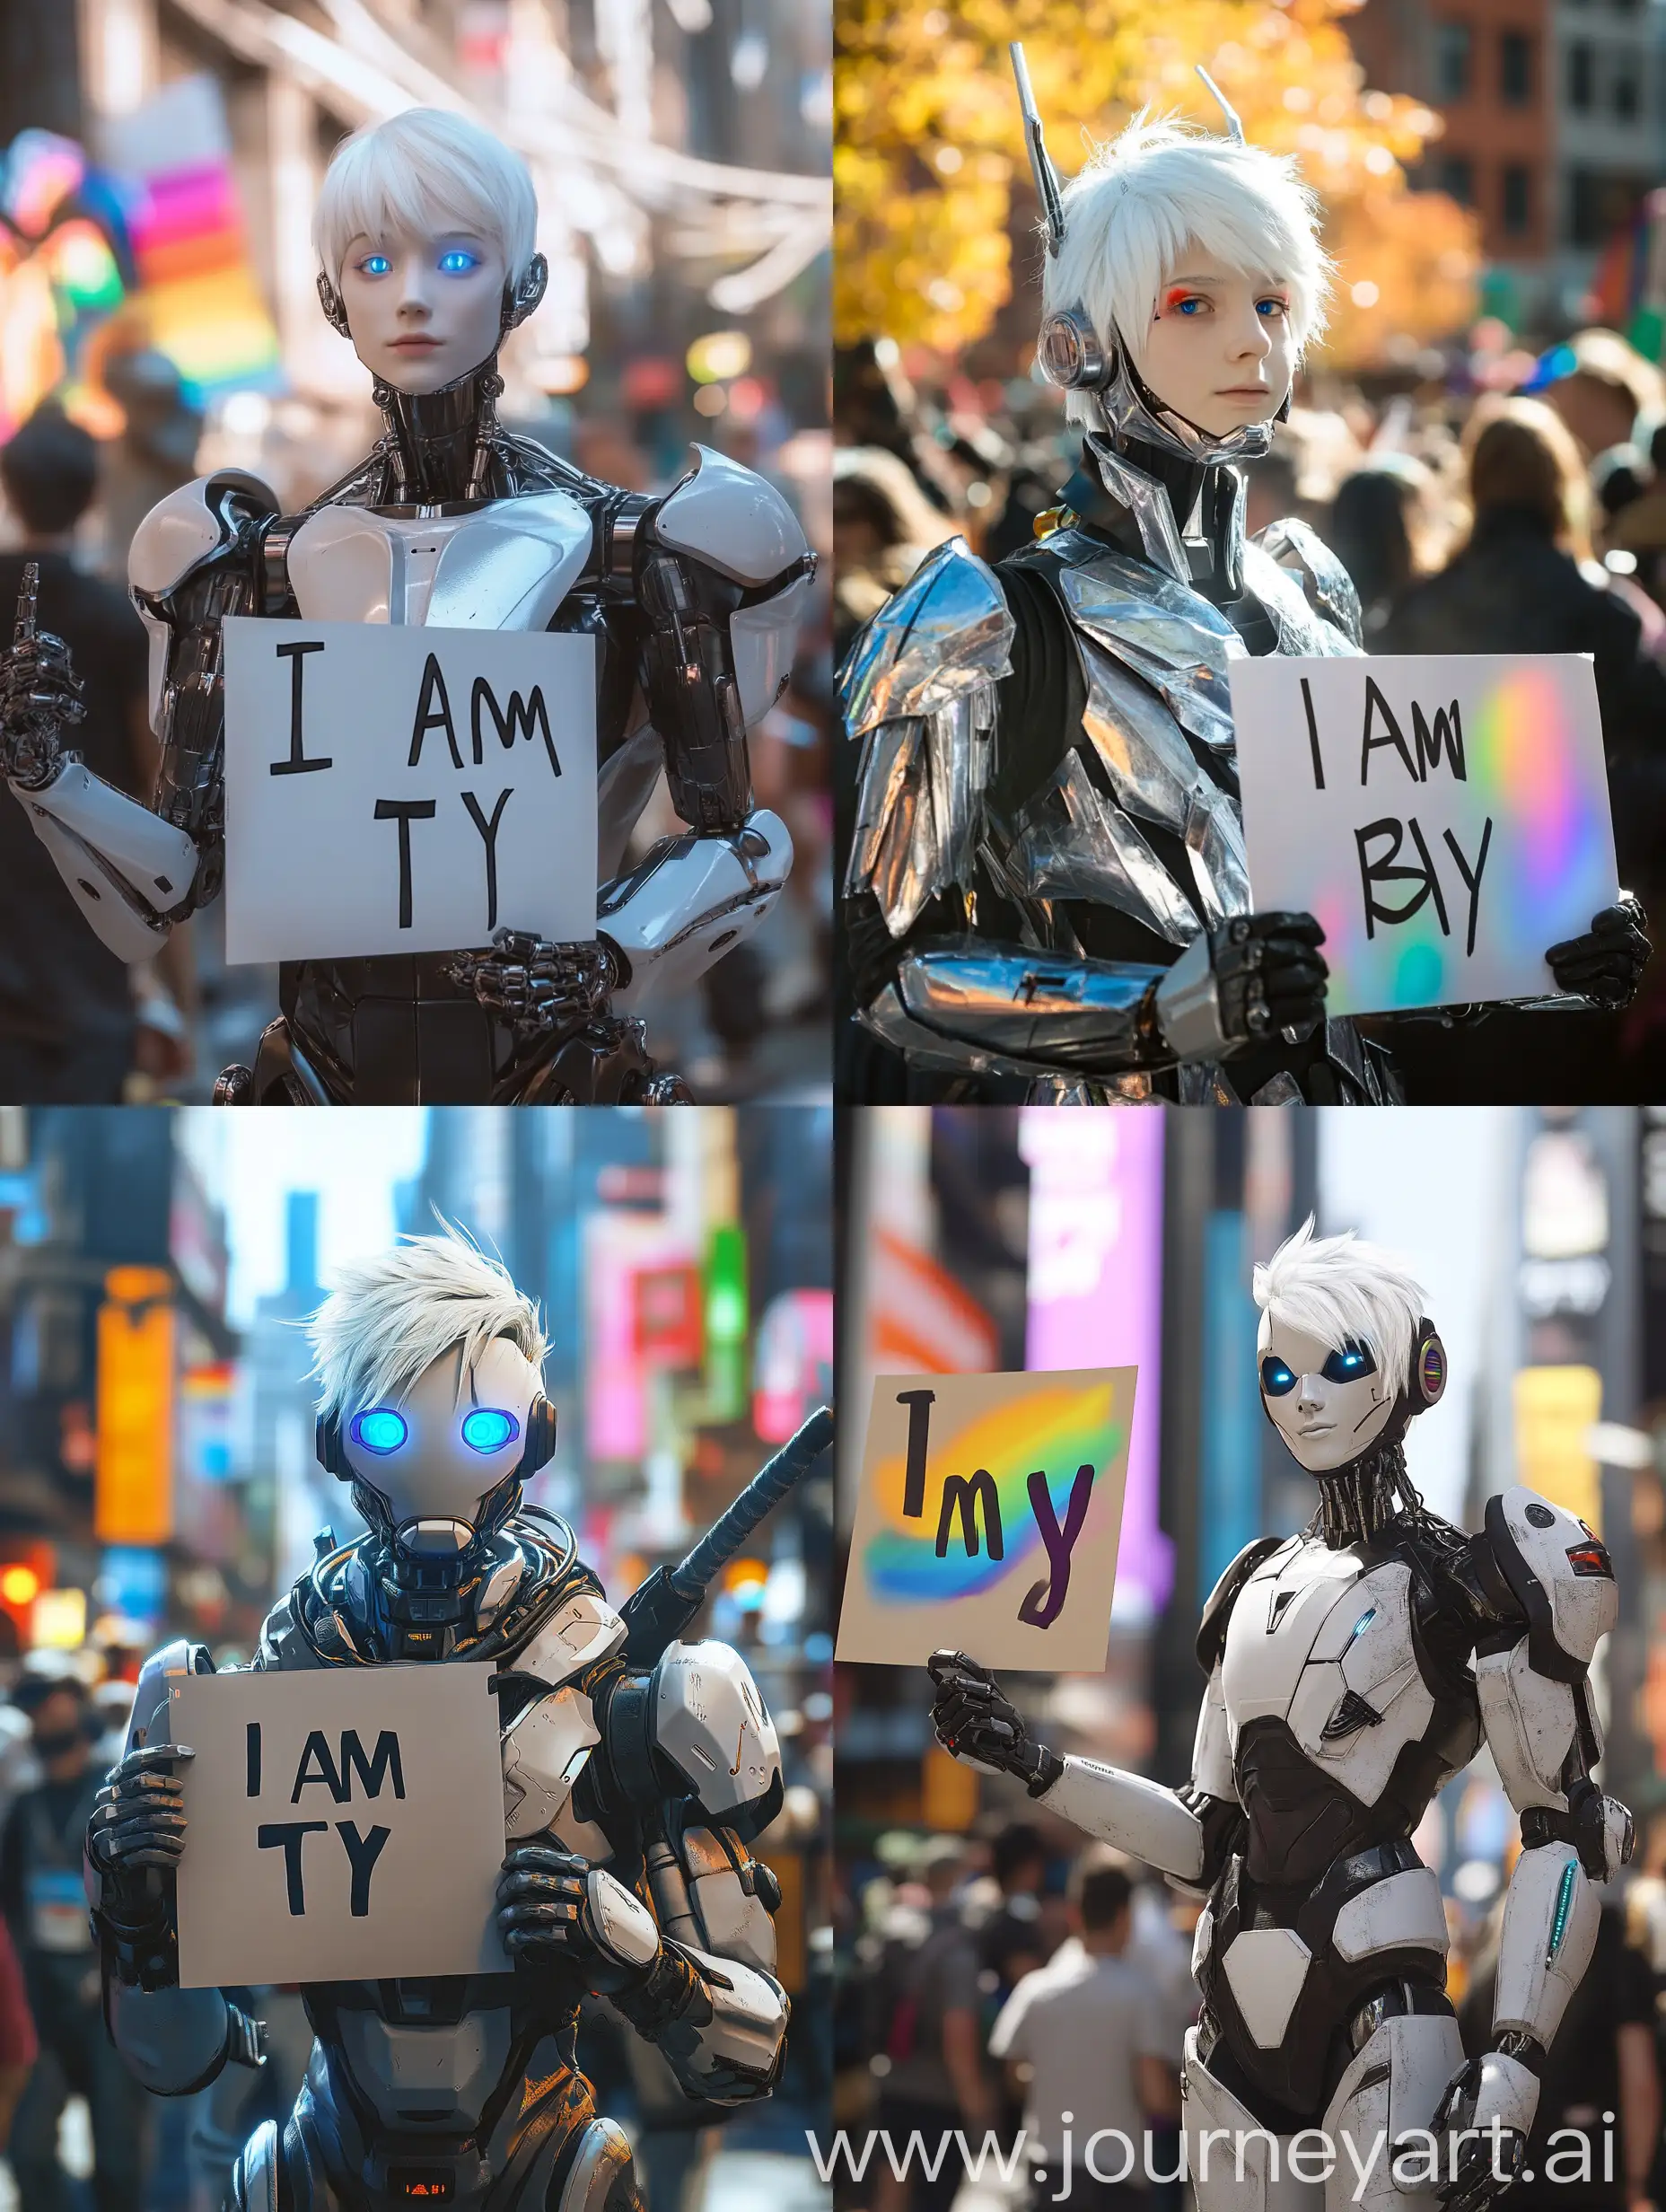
(222, 619, 599, 964)
(836, 1368, 1136, 1672)
(171, 1663, 510, 1988)
(1231, 654, 1618, 1016)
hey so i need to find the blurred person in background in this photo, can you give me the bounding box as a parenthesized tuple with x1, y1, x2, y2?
(832, 447, 956, 667)
(94, 351, 203, 583)
(988, 1856, 1179, 2212)
(1, 1672, 147, 2212)
(968, 1819, 1050, 2004)
(868, 1836, 991, 2212)
(1609, 421, 1666, 613)
(1460, 1898, 1659, 2212)
(0, 408, 190, 1102)
(0, 1911, 36, 2154)
(1541, 328, 1665, 463)
(1327, 458, 1433, 639)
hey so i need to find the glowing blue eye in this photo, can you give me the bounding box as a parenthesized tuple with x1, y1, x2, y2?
(351, 1409, 408, 1454)
(1260, 1357, 1297, 1398)
(438, 250, 478, 274)
(460, 1409, 519, 1453)
(1321, 1346, 1376, 1383)
(360, 254, 392, 276)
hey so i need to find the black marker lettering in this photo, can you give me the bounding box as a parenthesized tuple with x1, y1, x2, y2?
(1412, 698, 1465, 782)
(471, 677, 560, 777)
(896, 1389, 935, 1521)
(246, 1723, 260, 1799)
(374, 799, 438, 929)
(338, 1729, 406, 1803)
(1406, 816, 1451, 935)
(1018, 1464, 1096, 1629)
(1443, 817, 1494, 957)
(460, 788, 513, 933)
(258, 1821, 328, 1914)
(934, 1470, 1004, 1559)
(336, 1821, 392, 1916)
(1300, 674, 1324, 790)
(1355, 816, 1449, 939)
(270, 642, 330, 776)
(1360, 678, 1420, 786)
(292, 1729, 346, 1804)
(409, 653, 461, 768)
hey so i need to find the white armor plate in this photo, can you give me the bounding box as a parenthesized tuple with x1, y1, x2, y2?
(129, 474, 275, 597)
(501, 1685, 601, 1842)
(653, 445, 806, 587)
(287, 492, 592, 630)
(1220, 1927, 1311, 2049)
(1331, 1865, 1449, 1962)
(653, 1640, 780, 1817)
(512, 1591, 627, 1688)
(1495, 1486, 1617, 1665)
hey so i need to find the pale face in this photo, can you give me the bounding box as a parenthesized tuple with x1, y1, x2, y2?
(1135, 243, 1295, 437)
(335, 224, 508, 394)
(340, 1334, 540, 1533)
(1257, 1312, 1395, 1474)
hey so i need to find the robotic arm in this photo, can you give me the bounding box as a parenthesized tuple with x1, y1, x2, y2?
(0, 475, 274, 959)
(1434, 1487, 1632, 2212)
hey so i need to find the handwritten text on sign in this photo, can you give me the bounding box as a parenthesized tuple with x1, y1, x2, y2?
(836, 1368, 1136, 1672)
(171, 1663, 509, 1988)
(1231, 654, 1618, 1016)
(222, 619, 599, 965)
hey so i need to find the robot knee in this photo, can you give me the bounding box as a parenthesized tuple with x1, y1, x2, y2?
(228, 2120, 280, 2212)
(551, 2118, 640, 2212)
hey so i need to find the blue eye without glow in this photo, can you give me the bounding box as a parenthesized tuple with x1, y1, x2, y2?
(359, 253, 393, 276)
(1260, 1356, 1297, 1397)
(460, 1408, 520, 1454)
(1320, 1345, 1377, 1383)
(351, 1408, 408, 1454)
(438, 249, 478, 274)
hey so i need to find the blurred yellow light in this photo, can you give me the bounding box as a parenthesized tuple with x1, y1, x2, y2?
(722, 1557, 768, 1593)
(32, 1589, 87, 1649)
(0, 1565, 39, 1607)
(534, 355, 590, 396)
(686, 330, 751, 384)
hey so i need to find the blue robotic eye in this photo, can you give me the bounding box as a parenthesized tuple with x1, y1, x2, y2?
(360, 253, 392, 276)
(438, 250, 478, 273)
(1321, 1345, 1376, 1383)
(460, 1408, 520, 1453)
(351, 1409, 408, 1453)
(1260, 1357, 1297, 1397)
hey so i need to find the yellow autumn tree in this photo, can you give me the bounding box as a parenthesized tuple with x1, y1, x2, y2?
(834, 0, 1481, 370)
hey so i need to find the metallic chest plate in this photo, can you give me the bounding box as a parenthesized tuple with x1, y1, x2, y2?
(287, 491, 592, 629)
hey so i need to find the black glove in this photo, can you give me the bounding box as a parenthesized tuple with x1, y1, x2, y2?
(1545, 896, 1651, 1009)
(1, 562, 84, 788)
(496, 1846, 659, 1994)
(446, 930, 618, 1037)
(1218, 911, 1329, 1041)
(926, 1651, 1063, 1795)
(86, 1743, 194, 1927)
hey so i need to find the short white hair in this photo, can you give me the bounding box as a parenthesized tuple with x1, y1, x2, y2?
(1252, 1217, 1426, 1395)
(308, 1223, 548, 1423)
(312, 109, 539, 287)
(1042, 110, 1332, 429)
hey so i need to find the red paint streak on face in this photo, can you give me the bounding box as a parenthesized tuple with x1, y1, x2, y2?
(1159, 286, 1192, 317)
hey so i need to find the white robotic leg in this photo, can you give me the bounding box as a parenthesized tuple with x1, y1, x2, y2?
(555, 2117, 640, 2212)
(601, 811, 791, 1013)
(1182, 2028, 1324, 2212)
(1320, 2011, 1465, 2212)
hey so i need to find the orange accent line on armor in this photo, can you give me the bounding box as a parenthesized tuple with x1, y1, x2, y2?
(730, 1723, 747, 1777)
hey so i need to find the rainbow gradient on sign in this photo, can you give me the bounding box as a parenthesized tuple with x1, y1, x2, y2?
(861, 1380, 1122, 1604)
(1295, 657, 1617, 1015)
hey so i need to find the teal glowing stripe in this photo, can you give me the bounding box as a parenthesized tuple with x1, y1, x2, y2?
(1548, 1860, 1578, 1960)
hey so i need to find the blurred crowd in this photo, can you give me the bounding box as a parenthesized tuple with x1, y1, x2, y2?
(836, 1799, 1666, 2212)
(832, 325, 1666, 1101)
(0, 365, 834, 1106)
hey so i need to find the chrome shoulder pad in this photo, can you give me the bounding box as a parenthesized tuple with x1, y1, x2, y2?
(653, 445, 808, 588)
(653, 1640, 782, 1833)
(129, 470, 279, 600)
(1482, 1487, 1617, 1675)
(127, 1638, 215, 1755)
(1250, 516, 1363, 649)
(842, 539, 1013, 936)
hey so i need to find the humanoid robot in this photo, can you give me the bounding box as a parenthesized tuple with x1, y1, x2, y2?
(929, 1221, 1632, 2212)
(0, 109, 812, 1103)
(84, 1231, 828, 2212)
(840, 54, 1648, 1103)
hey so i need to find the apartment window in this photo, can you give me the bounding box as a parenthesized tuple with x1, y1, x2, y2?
(1615, 67, 1639, 118)
(1441, 154, 1477, 202)
(1500, 30, 1533, 101)
(1502, 163, 1532, 233)
(1568, 40, 1593, 108)
(1434, 20, 1473, 99)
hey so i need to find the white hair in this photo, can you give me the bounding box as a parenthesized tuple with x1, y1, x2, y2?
(307, 1223, 548, 1422)
(1251, 1217, 1426, 1396)
(1042, 110, 1332, 429)
(312, 109, 539, 287)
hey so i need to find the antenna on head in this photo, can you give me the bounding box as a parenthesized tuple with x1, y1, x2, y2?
(1195, 64, 1245, 144)
(1010, 42, 1066, 256)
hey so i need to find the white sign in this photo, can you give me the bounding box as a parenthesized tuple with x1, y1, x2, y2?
(1231, 654, 1618, 1017)
(171, 1663, 510, 1988)
(222, 619, 599, 964)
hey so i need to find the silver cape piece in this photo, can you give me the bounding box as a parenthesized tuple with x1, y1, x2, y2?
(841, 436, 1390, 1103)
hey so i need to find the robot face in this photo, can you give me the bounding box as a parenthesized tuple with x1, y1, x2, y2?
(1257, 1312, 1395, 1474)
(336, 224, 509, 395)
(340, 1334, 541, 1539)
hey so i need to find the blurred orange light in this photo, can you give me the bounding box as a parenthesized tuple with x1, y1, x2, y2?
(1, 1566, 39, 1607)
(722, 1556, 768, 1593)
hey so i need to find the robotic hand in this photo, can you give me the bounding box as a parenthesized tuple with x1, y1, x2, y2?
(0, 563, 83, 790)
(1545, 896, 1651, 1010)
(86, 1743, 195, 1987)
(927, 1651, 1063, 1795)
(1153, 911, 1328, 1062)
(445, 931, 618, 1037)
(496, 1845, 666, 1996)
(1431, 2047, 1539, 2212)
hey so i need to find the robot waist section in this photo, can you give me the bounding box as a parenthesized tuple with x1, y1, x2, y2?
(1195, 1839, 1451, 2120)
(1234, 1716, 1448, 1886)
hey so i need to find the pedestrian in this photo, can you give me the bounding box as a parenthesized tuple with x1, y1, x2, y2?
(0, 1671, 148, 2212)
(988, 1855, 1178, 2212)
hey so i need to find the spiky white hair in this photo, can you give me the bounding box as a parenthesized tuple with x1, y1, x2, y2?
(1251, 1218, 1426, 1397)
(307, 1224, 548, 1422)
(1042, 110, 1332, 430)
(312, 109, 539, 288)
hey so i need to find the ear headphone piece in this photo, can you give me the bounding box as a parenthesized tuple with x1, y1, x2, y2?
(1038, 308, 1114, 393)
(517, 1396, 558, 1479)
(316, 1413, 345, 1479)
(1413, 1321, 1447, 1409)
